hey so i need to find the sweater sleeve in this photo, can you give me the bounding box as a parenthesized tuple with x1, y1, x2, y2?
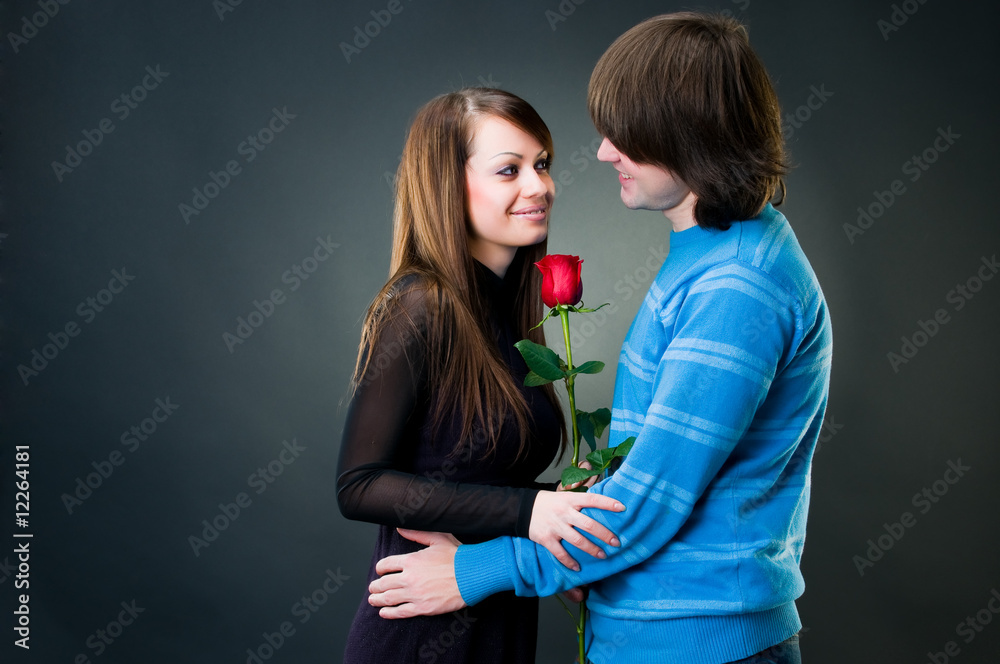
(336, 286, 540, 539)
(455, 264, 801, 603)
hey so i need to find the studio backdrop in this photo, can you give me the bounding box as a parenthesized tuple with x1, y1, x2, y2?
(2, 0, 998, 662)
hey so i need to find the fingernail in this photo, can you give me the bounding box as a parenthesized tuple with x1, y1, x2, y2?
(573, 564, 581, 572)
(611, 537, 620, 547)
(615, 503, 625, 511)
(597, 551, 606, 559)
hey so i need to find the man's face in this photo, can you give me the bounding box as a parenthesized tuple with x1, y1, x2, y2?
(596, 137, 697, 230)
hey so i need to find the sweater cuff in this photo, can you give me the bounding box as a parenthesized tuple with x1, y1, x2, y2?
(514, 488, 539, 539)
(454, 538, 517, 606)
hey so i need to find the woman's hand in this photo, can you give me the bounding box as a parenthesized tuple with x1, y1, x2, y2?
(528, 490, 624, 571)
(561, 585, 588, 604)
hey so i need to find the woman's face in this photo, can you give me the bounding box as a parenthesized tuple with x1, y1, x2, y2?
(465, 115, 554, 277)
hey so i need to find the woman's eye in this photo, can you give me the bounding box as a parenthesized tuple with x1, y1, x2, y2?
(497, 165, 518, 176)
(535, 158, 552, 172)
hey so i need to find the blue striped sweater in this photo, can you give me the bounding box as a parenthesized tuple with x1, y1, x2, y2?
(454, 205, 833, 663)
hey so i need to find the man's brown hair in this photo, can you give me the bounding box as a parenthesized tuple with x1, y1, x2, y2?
(588, 12, 787, 230)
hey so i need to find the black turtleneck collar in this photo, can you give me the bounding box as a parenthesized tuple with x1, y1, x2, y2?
(473, 259, 518, 311)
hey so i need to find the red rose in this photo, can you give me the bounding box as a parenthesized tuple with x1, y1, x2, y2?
(535, 254, 583, 308)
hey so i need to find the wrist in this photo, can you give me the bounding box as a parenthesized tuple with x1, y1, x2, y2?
(454, 538, 517, 606)
(515, 488, 539, 539)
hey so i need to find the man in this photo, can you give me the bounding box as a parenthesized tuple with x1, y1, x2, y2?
(368, 12, 832, 663)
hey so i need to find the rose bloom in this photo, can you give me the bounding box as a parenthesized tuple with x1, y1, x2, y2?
(535, 255, 583, 308)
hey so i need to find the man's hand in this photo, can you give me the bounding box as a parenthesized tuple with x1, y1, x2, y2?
(368, 529, 466, 619)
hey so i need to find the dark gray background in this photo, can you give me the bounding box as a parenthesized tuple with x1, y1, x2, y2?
(2, 0, 998, 662)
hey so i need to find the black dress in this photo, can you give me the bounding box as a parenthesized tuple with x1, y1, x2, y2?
(337, 262, 562, 664)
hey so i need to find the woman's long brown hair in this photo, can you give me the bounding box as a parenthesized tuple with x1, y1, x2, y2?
(352, 88, 565, 462)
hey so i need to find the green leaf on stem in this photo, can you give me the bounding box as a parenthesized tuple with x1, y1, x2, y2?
(523, 370, 556, 387)
(561, 465, 602, 487)
(575, 411, 597, 453)
(583, 436, 636, 472)
(585, 448, 616, 470)
(528, 307, 559, 331)
(590, 408, 612, 440)
(575, 408, 612, 453)
(514, 339, 566, 381)
(612, 436, 636, 457)
(567, 360, 605, 377)
(566, 302, 611, 314)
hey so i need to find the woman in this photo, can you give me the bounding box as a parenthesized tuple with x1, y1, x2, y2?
(337, 88, 622, 662)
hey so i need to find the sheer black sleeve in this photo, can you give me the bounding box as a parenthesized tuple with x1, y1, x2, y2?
(336, 287, 540, 538)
